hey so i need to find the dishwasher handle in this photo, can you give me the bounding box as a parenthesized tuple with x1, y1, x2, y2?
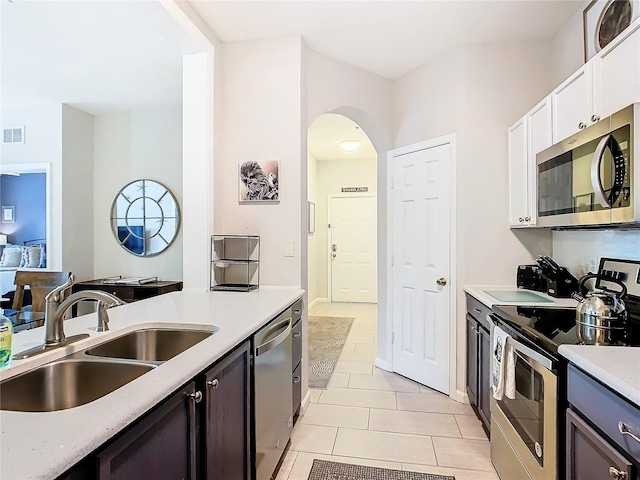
(256, 317, 292, 356)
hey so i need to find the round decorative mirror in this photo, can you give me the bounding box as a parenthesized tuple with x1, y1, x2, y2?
(110, 179, 180, 257)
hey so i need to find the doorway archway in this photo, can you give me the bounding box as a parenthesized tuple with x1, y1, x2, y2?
(304, 106, 393, 370)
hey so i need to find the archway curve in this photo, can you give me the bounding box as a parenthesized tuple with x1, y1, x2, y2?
(305, 106, 392, 371)
(320, 105, 393, 157)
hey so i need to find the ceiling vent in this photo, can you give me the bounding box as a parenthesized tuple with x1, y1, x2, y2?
(3, 127, 25, 144)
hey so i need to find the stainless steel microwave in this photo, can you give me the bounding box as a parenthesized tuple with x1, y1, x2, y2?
(536, 103, 638, 228)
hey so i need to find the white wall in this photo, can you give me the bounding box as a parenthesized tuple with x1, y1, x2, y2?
(61, 105, 94, 281)
(307, 152, 318, 303)
(306, 49, 393, 357)
(553, 230, 640, 279)
(216, 36, 304, 287)
(393, 51, 466, 146)
(2, 104, 64, 271)
(312, 157, 377, 302)
(393, 40, 555, 398)
(93, 107, 183, 281)
(551, 5, 585, 87)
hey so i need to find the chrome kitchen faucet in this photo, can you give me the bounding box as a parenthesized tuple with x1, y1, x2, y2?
(13, 274, 126, 360)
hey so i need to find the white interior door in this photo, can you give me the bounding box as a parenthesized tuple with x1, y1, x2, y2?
(389, 141, 451, 394)
(329, 195, 377, 303)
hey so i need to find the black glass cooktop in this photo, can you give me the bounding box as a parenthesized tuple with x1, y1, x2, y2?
(492, 302, 640, 357)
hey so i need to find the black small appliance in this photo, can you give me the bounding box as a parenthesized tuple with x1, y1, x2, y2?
(516, 264, 546, 292)
(535, 255, 580, 298)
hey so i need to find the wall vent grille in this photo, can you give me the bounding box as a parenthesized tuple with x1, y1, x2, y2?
(3, 127, 25, 144)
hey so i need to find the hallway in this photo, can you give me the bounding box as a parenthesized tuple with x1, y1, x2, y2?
(276, 302, 499, 480)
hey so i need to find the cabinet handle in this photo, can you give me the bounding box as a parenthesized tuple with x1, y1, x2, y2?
(207, 379, 219, 389)
(293, 376, 301, 384)
(293, 309, 301, 315)
(292, 331, 301, 338)
(618, 421, 640, 443)
(188, 390, 203, 403)
(609, 466, 627, 480)
(474, 308, 481, 313)
(519, 217, 524, 222)
(524, 216, 531, 222)
(187, 389, 200, 480)
(591, 114, 601, 122)
(578, 122, 587, 130)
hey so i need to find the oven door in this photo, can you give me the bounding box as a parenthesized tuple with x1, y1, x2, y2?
(491, 336, 558, 480)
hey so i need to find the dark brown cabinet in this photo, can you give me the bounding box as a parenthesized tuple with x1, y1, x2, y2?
(465, 293, 491, 435)
(203, 341, 251, 480)
(97, 382, 196, 480)
(566, 409, 635, 480)
(567, 364, 640, 480)
(57, 342, 251, 480)
(72, 279, 183, 303)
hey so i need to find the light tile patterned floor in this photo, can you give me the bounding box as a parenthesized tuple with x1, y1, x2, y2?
(276, 302, 499, 480)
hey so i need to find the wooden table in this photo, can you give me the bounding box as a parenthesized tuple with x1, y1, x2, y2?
(72, 279, 183, 304)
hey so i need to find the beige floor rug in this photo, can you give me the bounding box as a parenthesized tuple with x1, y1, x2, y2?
(307, 459, 455, 480)
(308, 316, 354, 389)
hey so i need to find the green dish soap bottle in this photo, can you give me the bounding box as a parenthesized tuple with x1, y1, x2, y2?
(0, 308, 13, 366)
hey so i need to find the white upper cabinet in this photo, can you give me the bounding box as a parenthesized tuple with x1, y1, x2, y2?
(508, 19, 640, 229)
(508, 97, 552, 227)
(594, 26, 640, 119)
(508, 117, 529, 227)
(526, 97, 553, 226)
(551, 63, 593, 142)
(552, 21, 640, 143)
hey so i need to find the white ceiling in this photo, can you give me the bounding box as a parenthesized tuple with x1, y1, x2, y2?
(2, 0, 583, 156)
(189, 0, 583, 80)
(1, 0, 188, 115)
(308, 113, 377, 161)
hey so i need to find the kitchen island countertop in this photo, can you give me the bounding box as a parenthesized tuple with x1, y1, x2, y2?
(559, 344, 640, 407)
(0, 287, 303, 480)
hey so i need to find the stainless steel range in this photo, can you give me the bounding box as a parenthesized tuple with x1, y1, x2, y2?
(489, 258, 640, 480)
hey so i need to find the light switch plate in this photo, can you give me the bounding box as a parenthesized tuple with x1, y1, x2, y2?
(285, 241, 295, 257)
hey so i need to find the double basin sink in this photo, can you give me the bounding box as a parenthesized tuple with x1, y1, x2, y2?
(0, 328, 217, 413)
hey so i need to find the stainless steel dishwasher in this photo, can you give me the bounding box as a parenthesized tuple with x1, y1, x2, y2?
(253, 307, 293, 480)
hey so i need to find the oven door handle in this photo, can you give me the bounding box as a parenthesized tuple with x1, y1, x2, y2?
(508, 336, 553, 371)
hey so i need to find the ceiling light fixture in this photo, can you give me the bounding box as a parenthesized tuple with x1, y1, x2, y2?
(339, 140, 361, 152)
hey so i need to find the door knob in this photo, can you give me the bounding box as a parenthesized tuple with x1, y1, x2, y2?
(436, 278, 447, 287)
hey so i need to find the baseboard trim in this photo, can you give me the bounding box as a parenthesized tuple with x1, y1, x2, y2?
(308, 297, 329, 310)
(450, 388, 467, 404)
(300, 389, 312, 417)
(374, 357, 390, 372)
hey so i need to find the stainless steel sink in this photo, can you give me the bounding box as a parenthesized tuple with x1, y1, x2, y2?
(0, 359, 154, 412)
(84, 328, 215, 362)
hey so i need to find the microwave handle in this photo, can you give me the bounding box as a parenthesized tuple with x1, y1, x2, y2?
(591, 134, 612, 208)
(591, 133, 626, 208)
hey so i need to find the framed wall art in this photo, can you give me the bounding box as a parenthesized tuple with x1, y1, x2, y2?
(1, 206, 15, 223)
(583, 0, 639, 62)
(307, 201, 316, 234)
(238, 160, 279, 203)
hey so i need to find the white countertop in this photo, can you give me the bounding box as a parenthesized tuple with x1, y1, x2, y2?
(0, 287, 303, 480)
(464, 284, 578, 308)
(559, 345, 640, 407)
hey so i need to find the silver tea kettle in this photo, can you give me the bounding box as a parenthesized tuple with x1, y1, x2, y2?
(572, 274, 628, 345)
